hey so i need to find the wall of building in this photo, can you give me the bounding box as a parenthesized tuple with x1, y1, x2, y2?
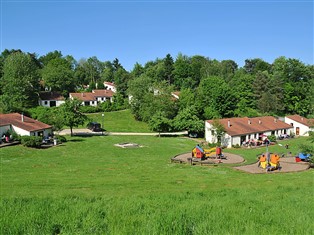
(285, 117, 310, 136)
(39, 100, 65, 107)
(11, 125, 30, 136)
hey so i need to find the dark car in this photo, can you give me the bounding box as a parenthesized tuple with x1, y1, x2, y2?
(87, 122, 102, 132)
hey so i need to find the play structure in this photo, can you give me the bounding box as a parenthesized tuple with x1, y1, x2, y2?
(258, 153, 281, 172)
(296, 153, 311, 162)
(192, 145, 225, 160)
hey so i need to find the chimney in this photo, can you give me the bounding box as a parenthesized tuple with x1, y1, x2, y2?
(259, 119, 262, 124)
(82, 93, 85, 97)
(248, 119, 251, 125)
(21, 113, 24, 122)
(274, 118, 277, 123)
(301, 117, 304, 121)
(228, 120, 231, 128)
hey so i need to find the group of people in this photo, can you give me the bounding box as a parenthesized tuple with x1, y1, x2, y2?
(1, 134, 12, 144)
(242, 138, 270, 147)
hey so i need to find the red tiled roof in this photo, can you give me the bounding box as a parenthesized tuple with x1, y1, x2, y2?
(0, 113, 52, 132)
(104, 82, 115, 87)
(172, 91, 180, 97)
(286, 115, 314, 127)
(39, 91, 65, 101)
(207, 116, 292, 136)
(171, 91, 180, 100)
(70, 90, 113, 102)
(92, 89, 114, 97)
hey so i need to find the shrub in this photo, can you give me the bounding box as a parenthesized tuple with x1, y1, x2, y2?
(99, 101, 113, 112)
(55, 135, 67, 143)
(267, 135, 277, 143)
(4, 130, 21, 142)
(232, 144, 241, 148)
(299, 143, 314, 155)
(21, 136, 42, 148)
(207, 142, 218, 148)
(79, 106, 102, 113)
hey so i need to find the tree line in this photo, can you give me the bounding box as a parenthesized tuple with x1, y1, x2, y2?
(0, 49, 313, 134)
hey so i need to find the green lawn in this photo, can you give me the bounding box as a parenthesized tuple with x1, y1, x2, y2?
(80, 109, 151, 132)
(1, 136, 313, 234)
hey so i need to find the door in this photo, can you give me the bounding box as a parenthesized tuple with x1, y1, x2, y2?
(296, 127, 300, 135)
(50, 101, 56, 107)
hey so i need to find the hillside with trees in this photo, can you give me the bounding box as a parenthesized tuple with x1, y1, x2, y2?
(0, 49, 313, 134)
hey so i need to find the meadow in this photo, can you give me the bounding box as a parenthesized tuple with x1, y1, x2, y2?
(1, 134, 313, 234)
(81, 110, 151, 133)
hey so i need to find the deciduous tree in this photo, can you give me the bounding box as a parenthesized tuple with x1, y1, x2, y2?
(0, 51, 40, 112)
(60, 98, 87, 136)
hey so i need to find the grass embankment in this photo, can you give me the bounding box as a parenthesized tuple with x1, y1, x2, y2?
(1, 136, 313, 234)
(80, 109, 151, 133)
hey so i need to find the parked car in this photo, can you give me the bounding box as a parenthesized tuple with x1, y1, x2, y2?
(87, 122, 102, 132)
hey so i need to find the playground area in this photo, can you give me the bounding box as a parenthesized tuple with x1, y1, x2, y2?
(234, 157, 310, 173)
(172, 145, 311, 173)
(171, 152, 245, 165)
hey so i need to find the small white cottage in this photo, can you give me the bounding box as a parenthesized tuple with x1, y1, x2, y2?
(285, 115, 314, 136)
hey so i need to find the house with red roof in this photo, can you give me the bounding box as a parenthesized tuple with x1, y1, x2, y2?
(205, 116, 293, 148)
(38, 91, 65, 107)
(69, 89, 114, 106)
(0, 113, 52, 138)
(171, 91, 180, 100)
(104, 82, 116, 93)
(285, 115, 314, 136)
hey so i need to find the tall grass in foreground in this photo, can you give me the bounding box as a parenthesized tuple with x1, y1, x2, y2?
(1, 189, 313, 235)
(1, 136, 313, 234)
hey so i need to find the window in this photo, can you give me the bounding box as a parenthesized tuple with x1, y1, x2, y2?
(44, 101, 48, 105)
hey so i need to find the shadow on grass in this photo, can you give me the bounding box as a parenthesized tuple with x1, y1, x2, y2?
(68, 139, 85, 142)
(158, 134, 187, 138)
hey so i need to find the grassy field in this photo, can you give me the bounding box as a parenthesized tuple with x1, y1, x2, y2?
(1, 136, 313, 234)
(80, 110, 151, 133)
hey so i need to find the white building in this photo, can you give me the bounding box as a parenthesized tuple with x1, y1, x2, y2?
(205, 116, 293, 148)
(285, 115, 314, 136)
(38, 91, 65, 107)
(69, 89, 114, 106)
(0, 113, 52, 138)
(104, 82, 116, 93)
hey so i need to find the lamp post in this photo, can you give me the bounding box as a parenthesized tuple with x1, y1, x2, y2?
(102, 113, 104, 135)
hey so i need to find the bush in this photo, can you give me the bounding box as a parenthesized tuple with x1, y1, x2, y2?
(21, 136, 42, 148)
(207, 142, 218, 148)
(79, 106, 102, 113)
(267, 135, 277, 143)
(99, 101, 113, 112)
(232, 144, 241, 148)
(299, 143, 314, 155)
(55, 135, 67, 143)
(3, 130, 21, 142)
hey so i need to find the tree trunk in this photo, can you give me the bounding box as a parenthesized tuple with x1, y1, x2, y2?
(70, 127, 73, 136)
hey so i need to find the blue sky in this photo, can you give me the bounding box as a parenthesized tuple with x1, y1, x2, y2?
(1, 0, 313, 71)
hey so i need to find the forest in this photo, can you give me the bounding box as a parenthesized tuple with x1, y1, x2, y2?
(0, 49, 313, 134)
